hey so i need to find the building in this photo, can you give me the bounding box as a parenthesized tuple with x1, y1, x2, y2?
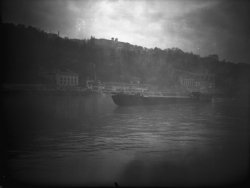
(41, 70, 79, 88)
(55, 71, 79, 87)
(177, 69, 215, 93)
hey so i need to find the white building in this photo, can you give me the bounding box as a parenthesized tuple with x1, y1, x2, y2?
(179, 72, 215, 93)
(55, 71, 79, 87)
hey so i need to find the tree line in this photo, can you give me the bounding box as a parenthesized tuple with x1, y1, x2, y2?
(2, 23, 249, 98)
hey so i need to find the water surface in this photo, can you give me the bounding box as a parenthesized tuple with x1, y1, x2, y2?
(4, 94, 249, 186)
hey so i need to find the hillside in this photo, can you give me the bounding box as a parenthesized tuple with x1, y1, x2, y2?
(1, 23, 250, 97)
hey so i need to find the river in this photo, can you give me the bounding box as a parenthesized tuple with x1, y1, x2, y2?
(4, 94, 249, 187)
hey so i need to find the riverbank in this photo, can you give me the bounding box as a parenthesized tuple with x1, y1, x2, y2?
(1, 85, 99, 96)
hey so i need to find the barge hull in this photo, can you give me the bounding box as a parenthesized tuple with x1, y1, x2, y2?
(111, 94, 210, 106)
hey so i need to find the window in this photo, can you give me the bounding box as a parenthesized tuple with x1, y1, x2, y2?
(60, 77, 63, 85)
(64, 77, 67, 85)
(74, 77, 77, 85)
(75, 77, 78, 85)
(66, 77, 69, 85)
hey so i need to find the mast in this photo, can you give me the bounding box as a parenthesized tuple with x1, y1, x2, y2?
(93, 63, 96, 81)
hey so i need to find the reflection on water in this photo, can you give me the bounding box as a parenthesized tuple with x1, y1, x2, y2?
(4, 94, 249, 186)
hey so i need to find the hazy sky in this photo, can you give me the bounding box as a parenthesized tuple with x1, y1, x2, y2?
(2, 0, 250, 63)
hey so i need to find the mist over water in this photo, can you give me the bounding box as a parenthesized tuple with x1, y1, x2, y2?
(4, 94, 249, 186)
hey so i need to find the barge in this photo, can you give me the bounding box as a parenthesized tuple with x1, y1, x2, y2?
(111, 92, 212, 106)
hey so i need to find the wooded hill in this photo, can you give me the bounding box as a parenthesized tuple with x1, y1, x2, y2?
(2, 23, 250, 97)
